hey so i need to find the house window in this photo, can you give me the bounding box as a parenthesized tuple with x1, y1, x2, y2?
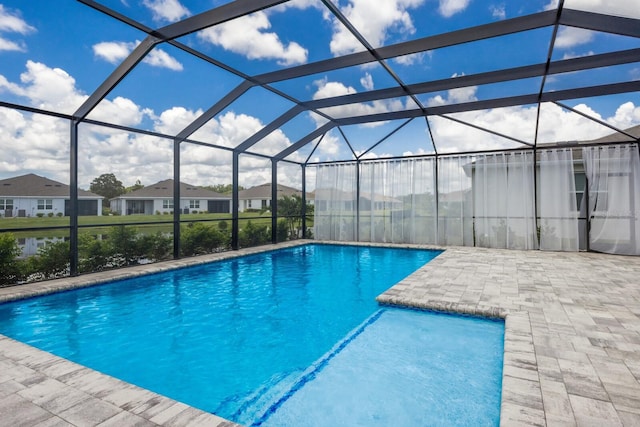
(189, 200, 200, 209)
(0, 199, 13, 210)
(163, 199, 173, 209)
(37, 199, 53, 210)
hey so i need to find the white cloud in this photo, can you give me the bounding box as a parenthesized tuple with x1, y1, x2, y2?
(92, 41, 131, 63)
(425, 100, 640, 154)
(438, 0, 471, 18)
(93, 40, 183, 71)
(0, 5, 35, 52)
(14, 61, 86, 113)
(316, 130, 342, 158)
(393, 51, 428, 66)
(607, 101, 640, 130)
(554, 27, 595, 49)
(426, 80, 478, 107)
(146, 49, 183, 71)
(360, 73, 374, 91)
(0, 4, 35, 34)
(142, 0, 190, 23)
(311, 79, 407, 125)
(90, 96, 147, 128)
(2, 59, 639, 189)
(329, 0, 424, 56)
(198, 12, 308, 66)
(0, 60, 301, 188)
(0, 35, 23, 52)
(562, 50, 594, 60)
(490, 4, 506, 19)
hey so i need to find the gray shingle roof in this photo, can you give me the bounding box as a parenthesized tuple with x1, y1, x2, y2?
(238, 183, 309, 200)
(0, 174, 100, 198)
(113, 179, 229, 200)
(586, 124, 640, 144)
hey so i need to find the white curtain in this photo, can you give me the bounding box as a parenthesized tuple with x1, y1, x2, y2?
(437, 155, 474, 246)
(359, 158, 437, 244)
(583, 144, 640, 255)
(474, 152, 537, 249)
(313, 163, 358, 241)
(538, 148, 579, 251)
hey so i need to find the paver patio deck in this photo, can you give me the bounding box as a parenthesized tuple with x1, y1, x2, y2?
(0, 241, 639, 426)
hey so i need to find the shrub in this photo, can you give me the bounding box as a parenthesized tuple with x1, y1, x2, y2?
(36, 213, 44, 218)
(0, 233, 24, 286)
(138, 232, 172, 261)
(276, 219, 288, 242)
(56, 212, 63, 217)
(239, 221, 270, 248)
(218, 220, 228, 231)
(78, 233, 109, 273)
(181, 223, 227, 256)
(27, 240, 70, 279)
(47, 212, 54, 217)
(108, 225, 142, 266)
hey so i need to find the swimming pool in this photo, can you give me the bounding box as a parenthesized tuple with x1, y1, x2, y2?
(0, 244, 502, 425)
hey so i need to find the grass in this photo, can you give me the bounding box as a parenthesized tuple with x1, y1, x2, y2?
(0, 212, 276, 238)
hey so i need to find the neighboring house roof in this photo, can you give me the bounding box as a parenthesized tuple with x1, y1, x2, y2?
(238, 183, 311, 200)
(0, 173, 100, 199)
(537, 124, 640, 149)
(111, 179, 229, 200)
(314, 188, 402, 203)
(586, 124, 640, 144)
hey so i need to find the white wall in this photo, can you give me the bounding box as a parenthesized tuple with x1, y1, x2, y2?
(4, 197, 65, 217)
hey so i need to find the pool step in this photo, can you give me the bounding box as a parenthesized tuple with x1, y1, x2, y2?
(217, 369, 305, 425)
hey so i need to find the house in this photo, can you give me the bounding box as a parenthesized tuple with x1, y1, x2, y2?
(110, 179, 230, 215)
(238, 183, 312, 212)
(0, 173, 102, 217)
(313, 188, 403, 212)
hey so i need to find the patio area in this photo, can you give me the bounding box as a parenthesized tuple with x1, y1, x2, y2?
(0, 242, 639, 426)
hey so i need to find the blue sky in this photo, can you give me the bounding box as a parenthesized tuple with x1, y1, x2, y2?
(0, 0, 639, 189)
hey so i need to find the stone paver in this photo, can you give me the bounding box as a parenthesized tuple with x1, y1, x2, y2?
(377, 245, 640, 427)
(0, 241, 639, 426)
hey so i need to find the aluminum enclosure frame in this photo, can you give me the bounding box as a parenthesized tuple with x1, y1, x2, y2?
(35, 0, 640, 273)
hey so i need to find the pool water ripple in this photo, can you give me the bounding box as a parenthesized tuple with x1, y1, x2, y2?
(0, 244, 442, 423)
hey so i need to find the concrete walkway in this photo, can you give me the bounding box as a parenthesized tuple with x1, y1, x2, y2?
(1, 242, 639, 426)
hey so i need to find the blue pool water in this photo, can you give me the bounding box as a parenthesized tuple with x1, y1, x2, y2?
(0, 244, 502, 426)
(260, 308, 504, 426)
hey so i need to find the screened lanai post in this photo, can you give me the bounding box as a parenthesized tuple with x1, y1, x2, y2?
(69, 120, 79, 276)
(232, 152, 240, 250)
(301, 165, 307, 239)
(271, 161, 278, 244)
(425, 117, 439, 244)
(356, 159, 361, 242)
(534, 0, 564, 247)
(173, 139, 181, 258)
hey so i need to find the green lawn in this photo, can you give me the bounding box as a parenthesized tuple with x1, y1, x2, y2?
(0, 213, 276, 238)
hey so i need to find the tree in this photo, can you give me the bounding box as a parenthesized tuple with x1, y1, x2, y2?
(277, 195, 313, 239)
(90, 173, 125, 207)
(202, 184, 244, 194)
(125, 179, 144, 193)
